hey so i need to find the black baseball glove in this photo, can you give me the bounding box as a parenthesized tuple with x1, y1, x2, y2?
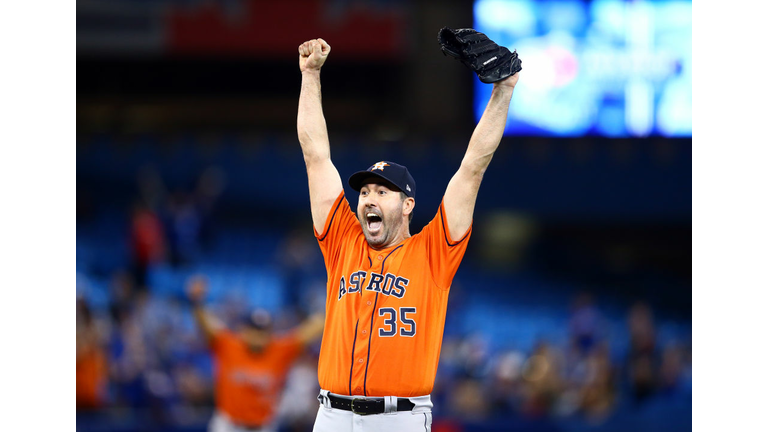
(437, 27, 522, 84)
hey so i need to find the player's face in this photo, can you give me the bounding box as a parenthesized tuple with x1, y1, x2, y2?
(240, 327, 271, 352)
(357, 180, 408, 249)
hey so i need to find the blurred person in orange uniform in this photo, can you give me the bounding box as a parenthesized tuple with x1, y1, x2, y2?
(76, 299, 108, 410)
(187, 275, 325, 432)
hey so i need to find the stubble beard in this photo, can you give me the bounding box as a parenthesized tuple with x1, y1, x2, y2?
(360, 210, 402, 249)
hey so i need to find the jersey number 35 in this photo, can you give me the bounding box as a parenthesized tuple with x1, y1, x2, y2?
(378, 307, 416, 337)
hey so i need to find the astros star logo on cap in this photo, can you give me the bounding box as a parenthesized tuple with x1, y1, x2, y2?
(371, 162, 389, 171)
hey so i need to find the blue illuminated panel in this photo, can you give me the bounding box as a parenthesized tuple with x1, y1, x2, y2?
(473, 0, 692, 137)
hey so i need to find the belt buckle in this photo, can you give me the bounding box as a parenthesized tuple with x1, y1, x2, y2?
(351, 397, 369, 415)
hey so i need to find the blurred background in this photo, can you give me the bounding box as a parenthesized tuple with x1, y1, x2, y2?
(76, 0, 692, 431)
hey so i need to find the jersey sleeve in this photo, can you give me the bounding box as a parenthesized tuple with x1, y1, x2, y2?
(314, 191, 359, 268)
(420, 199, 473, 290)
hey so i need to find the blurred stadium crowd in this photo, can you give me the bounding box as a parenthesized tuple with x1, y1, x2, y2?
(77, 136, 691, 432)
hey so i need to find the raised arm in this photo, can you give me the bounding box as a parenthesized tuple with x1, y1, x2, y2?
(186, 275, 224, 344)
(297, 38, 344, 234)
(294, 312, 325, 345)
(443, 73, 520, 241)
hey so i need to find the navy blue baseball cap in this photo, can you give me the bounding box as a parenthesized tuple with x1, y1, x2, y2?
(348, 161, 416, 198)
(240, 308, 273, 331)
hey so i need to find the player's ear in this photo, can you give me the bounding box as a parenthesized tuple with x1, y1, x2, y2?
(403, 197, 415, 217)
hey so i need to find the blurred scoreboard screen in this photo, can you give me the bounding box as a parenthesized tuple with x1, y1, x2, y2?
(473, 0, 692, 137)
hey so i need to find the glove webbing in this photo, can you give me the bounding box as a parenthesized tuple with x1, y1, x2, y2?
(453, 32, 487, 44)
(463, 39, 500, 57)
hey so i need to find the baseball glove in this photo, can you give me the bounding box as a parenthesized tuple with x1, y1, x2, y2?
(437, 27, 522, 84)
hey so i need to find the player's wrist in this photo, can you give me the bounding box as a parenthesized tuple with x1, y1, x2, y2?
(493, 78, 517, 90)
(301, 68, 322, 77)
(491, 82, 516, 99)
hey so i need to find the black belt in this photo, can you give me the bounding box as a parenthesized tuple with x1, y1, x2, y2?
(326, 393, 415, 415)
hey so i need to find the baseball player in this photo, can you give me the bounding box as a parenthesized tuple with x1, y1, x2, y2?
(296, 31, 520, 432)
(186, 275, 325, 432)
(76, 298, 107, 410)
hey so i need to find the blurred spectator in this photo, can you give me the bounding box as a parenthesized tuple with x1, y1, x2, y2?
(578, 343, 616, 420)
(488, 349, 526, 415)
(569, 292, 601, 355)
(457, 332, 491, 379)
(165, 166, 226, 267)
(108, 297, 151, 409)
(76, 299, 108, 410)
(520, 342, 563, 418)
(276, 227, 324, 313)
(659, 343, 688, 395)
(448, 378, 490, 420)
(276, 352, 322, 432)
(627, 301, 657, 403)
(130, 200, 166, 289)
(108, 270, 136, 315)
(186, 275, 324, 432)
(173, 362, 211, 407)
(442, 333, 493, 419)
(166, 190, 204, 267)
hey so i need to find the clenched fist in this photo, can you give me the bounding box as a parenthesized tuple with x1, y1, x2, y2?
(299, 38, 331, 72)
(186, 274, 208, 304)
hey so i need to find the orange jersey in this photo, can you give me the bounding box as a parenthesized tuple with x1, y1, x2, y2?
(76, 346, 107, 409)
(211, 330, 302, 426)
(315, 192, 471, 397)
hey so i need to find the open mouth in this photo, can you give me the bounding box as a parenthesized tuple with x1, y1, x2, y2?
(366, 212, 383, 233)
